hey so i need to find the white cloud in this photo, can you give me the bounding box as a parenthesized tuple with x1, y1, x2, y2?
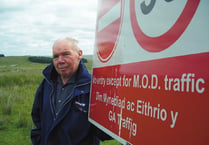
(0, 0, 30, 10)
(0, 0, 97, 56)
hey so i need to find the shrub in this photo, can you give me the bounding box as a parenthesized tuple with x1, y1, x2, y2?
(28, 56, 52, 64)
(28, 56, 88, 64)
(82, 58, 88, 63)
(0, 54, 5, 57)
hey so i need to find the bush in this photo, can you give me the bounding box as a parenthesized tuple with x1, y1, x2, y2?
(28, 56, 88, 64)
(82, 58, 88, 63)
(28, 56, 52, 64)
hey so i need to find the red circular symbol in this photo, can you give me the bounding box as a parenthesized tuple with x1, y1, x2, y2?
(96, 0, 123, 62)
(130, 0, 200, 52)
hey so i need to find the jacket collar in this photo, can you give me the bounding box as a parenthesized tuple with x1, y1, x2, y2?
(42, 61, 91, 85)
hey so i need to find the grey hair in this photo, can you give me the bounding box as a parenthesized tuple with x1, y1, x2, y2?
(53, 37, 80, 50)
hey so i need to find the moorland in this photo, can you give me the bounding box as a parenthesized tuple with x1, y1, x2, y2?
(0, 56, 120, 145)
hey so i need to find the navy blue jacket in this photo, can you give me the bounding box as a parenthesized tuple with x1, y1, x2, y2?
(31, 61, 109, 145)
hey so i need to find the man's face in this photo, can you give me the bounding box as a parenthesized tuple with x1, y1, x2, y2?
(53, 39, 82, 80)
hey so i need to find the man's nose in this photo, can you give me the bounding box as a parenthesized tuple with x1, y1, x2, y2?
(58, 55, 64, 63)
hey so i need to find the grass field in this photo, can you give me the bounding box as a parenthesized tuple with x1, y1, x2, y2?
(0, 56, 121, 145)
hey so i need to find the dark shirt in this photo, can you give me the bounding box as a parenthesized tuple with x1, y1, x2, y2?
(54, 74, 76, 115)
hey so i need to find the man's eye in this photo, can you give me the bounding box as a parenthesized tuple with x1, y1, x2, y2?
(63, 53, 70, 56)
(53, 55, 58, 59)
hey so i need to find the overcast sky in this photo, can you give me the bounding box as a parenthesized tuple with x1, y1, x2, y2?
(0, 0, 97, 56)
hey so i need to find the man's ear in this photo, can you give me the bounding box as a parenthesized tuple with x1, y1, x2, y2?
(78, 50, 83, 59)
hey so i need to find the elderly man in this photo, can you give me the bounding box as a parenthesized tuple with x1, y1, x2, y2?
(31, 37, 111, 145)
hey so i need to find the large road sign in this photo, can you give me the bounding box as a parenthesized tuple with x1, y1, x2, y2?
(89, 0, 209, 145)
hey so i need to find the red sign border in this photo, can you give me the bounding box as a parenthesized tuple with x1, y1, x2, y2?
(96, 0, 124, 63)
(130, 0, 200, 52)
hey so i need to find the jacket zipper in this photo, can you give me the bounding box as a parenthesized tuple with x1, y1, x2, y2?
(45, 75, 91, 120)
(59, 81, 91, 115)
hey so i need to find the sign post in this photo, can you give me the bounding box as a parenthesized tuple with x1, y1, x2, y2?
(89, 0, 209, 145)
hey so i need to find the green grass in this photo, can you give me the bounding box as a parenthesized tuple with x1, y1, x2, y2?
(0, 56, 120, 145)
